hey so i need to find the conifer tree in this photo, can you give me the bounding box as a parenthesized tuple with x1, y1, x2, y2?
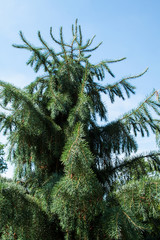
(0, 143, 7, 173)
(0, 20, 160, 239)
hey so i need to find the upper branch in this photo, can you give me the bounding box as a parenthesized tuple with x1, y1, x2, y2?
(119, 90, 160, 136)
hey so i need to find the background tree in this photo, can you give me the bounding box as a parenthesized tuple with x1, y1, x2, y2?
(0, 143, 7, 173)
(0, 20, 160, 239)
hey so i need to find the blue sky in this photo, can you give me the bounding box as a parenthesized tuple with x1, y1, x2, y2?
(0, 0, 160, 177)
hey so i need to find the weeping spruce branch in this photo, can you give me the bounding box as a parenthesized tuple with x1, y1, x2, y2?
(0, 20, 160, 240)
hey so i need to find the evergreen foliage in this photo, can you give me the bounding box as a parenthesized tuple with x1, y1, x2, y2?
(0, 20, 160, 239)
(0, 143, 7, 173)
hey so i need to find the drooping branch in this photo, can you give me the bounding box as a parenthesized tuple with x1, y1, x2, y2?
(119, 90, 160, 136)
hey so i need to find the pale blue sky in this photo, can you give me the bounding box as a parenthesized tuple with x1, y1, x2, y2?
(0, 0, 160, 177)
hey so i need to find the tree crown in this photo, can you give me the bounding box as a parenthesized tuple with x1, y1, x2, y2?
(0, 20, 160, 239)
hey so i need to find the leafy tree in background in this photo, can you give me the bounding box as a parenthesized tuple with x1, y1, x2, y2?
(0, 20, 160, 239)
(0, 143, 7, 173)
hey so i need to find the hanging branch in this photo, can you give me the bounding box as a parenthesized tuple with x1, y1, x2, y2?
(100, 68, 149, 102)
(119, 90, 160, 136)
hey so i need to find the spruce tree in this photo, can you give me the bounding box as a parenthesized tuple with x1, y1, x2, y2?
(0, 143, 7, 173)
(0, 20, 160, 239)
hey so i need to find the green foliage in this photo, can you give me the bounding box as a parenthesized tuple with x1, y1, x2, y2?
(0, 20, 160, 239)
(0, 177, 62, 239)
(52, 124, 103, 238)
(0, 143, 7, 173)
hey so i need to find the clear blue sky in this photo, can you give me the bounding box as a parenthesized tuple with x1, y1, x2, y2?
(0, 0, 160, 177)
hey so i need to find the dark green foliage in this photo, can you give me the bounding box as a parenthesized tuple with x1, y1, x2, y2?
(0, 144, 7, 173)
(0, 20, 160, 239)
(0, 177, 63, 239)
